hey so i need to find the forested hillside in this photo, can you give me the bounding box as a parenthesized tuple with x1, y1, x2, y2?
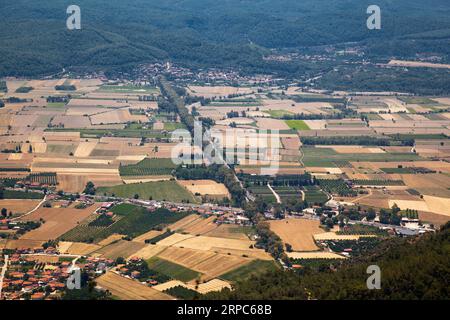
(205, 222, 450, 300)
(1, 0, 450, 76)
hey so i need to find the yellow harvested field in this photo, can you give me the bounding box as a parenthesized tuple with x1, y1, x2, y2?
(314, 232, 376, 241)
(256, 118, 290, 130)
(269, 219, 323, 251)
(178, 216, 219, 235)
(204, 224, 251, 240)
(57, 241, 74, 253)
(178, 180, 230, 198)
(211, 247, 272, 260)
(97, 234, 126, 246)
(195, 279, 232, 294)
(401, 174, 450, 198)
(95, 240, 146, 259)
(329, 146, 385, 154)
(96, 272, 173, 300)
(74, 141, 98, 157)
(389, 196, 450, 217)
(166, 214, 200, 231)
(287, 252, 346, 259)
(133, 230, 163, 243)
(152, 280, 186, 292)
(57, 173, 123, 193)
(170, 235, 255, 252)
(388, 200, 430, 212)
(157, 246, 252, 281)
(0, 200, 41, 215)
(90, 109, 147, 125)
(153, 278, 232, 294)
(64, 242, 102, 255)
(423, 196, 450, 217)
(156, 233, 194, 246)
(128, 244, 167, 260)
(25, 255, 59, 264)
(187, 86, 254, 98)
(20, 204, 101, 240)
(388, 60, 450, 70)
(5, 239, 44, 249)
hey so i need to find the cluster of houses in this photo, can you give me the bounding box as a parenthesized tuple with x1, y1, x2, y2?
(2, 254, 71, 300)
(1, 252, 115, 300)
(128, 199, 250, 226)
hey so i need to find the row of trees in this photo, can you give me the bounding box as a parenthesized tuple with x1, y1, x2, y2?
(301, 136, 413, 147)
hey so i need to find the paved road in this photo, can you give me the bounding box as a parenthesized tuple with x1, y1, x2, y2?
(11, 195, 47, 222)
(267, 184, 281, 204)
(0, 255, 9, 299)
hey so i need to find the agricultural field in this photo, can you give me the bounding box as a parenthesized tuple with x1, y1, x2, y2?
(285, 120, 311, 131)
(95, 240, 146, 260)
(303, 186, 329, 204)
(155, 246, 254, 281)
(96, 180, 198, 203)
(178, 180, 230, 199)
(0, 199, 41, 216)
(147, 257, 201, 282)
(119, 158, 176, 177)
(60, 204, 191, 242)
(269, 218, 323, 251)
(19, 204, 101, 241)
(220, 260, 279, 283)
(317, 179, 356, 197)
(96, 271, 173, 300)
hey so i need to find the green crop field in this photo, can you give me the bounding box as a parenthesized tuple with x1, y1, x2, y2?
(3, 190, 44, 199)
(304, 186, 329, 204)
(147, 257, 200, 282)
(119, 158, 176, 177)
(47, 102, 66, 107)
(97, 180, 198, 203)
(220, 260, 279, 283)
(302, 146, 422, 167)
(266, 110, 294, 118)
(398, 97, 440, 105)
(60, 204, 190, 242)
(163, 122, 186, 131)
(352, 179, 405, 186)
(317, 179, 357, 197)
(285, 120, 310, 130)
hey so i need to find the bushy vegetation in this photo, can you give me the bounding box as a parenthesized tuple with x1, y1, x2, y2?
(205, 223, 450, 300)
(163, 286, 199, 300)
(301, 136, 413, 147)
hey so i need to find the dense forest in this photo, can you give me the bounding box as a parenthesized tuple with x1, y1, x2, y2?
(205, 222, 450, 300)
(1, 0, 449, 80)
